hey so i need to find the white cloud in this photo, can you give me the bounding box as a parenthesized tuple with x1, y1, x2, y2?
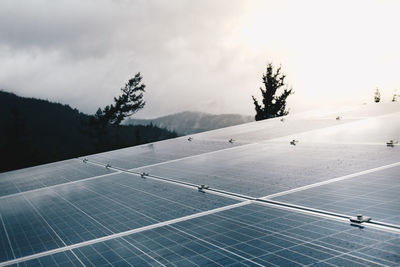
(0, 0, 399, 118)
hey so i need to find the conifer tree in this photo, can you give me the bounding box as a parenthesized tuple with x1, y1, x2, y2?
(95, 72, 146, 126)
(392, 90, 398, 102)
(252, 63, 294, 121)
(374, 88, 381, 103)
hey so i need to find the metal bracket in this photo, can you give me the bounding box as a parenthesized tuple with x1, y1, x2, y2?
(198, 184, 209, 193)
(290, 140, 299, 146)
(350, 214, 371, 224)
(386, 140, 398, 147)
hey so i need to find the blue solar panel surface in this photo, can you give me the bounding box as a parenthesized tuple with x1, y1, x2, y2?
(1, 103, 400, 266)
(9, 251, 82, 267)
(86, 138, 244, 170)
(272, 165, 400, 225)
(272, 112, 400, 145)
(0, 173, 238, 262)
(135, 142, 400, 198)
(12, 204, 400, 267)
(0, 160, 114, 197)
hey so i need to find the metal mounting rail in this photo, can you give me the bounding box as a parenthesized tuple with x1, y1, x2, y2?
(368, 220, 400, 230)
(81, 158, 400, 234)
(256, 198, 350, 219)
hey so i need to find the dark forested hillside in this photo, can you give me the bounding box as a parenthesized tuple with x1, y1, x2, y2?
(0, 90, 177, 173)
(125, 111, 254, 135)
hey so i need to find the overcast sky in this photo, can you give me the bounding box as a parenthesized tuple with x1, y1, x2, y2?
(1, 0, 399, 118)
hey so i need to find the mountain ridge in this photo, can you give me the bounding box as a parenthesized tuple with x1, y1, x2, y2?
(0, 90, 177, 173)
(124, 111, 254, 135)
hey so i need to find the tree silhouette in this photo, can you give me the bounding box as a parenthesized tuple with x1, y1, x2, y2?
(374, 88, 381, 103)
(392, 90, 398, 102)
(252, 63, 294, 121)
(95, 72, 146, 126)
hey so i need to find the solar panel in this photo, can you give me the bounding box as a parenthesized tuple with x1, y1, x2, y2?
(85, 138, 244, 170)
(192, 117, 356, 143)
(11, 204, 400, 266)
(0, 159, 115, 197)
(1, 103, 400, 266)
(134, 142, 400, 198)
(271, 165, 400, 225)
(271, 112, 400, 145)
(0, 173, 239, 262)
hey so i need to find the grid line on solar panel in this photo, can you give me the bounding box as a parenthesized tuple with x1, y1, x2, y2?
(57, 202, 398, 267)
(167, 225, 265, 266)
(170, 204, 399, 266)
(0, 201, 251, 266)
(0, 196, 65, 261)
(120, 227, 259, 266)
(132, 142, 400, 198)
(85, 137, 247, 170)
(262, 161, 400, 200)
(20, 194, 85, 265)
(0, 159, 115, 197)
(9, 250, 84, 267)
(1, 104, 398, 266)
(6, 201, 400, 267)
(79, 157, 400, 232)
(269, 165, 400, 227)
(257, 199, 400, 236)
(93, 160, 255, 201)
(0, 170, 244, 266)
(83, 159, 201, 189)
(0, 138, 248, 199)
(0, 171, 120, 201)
(38, 156, 400, 236)
(0, 214, 15, 261)
(85, 139, 252, 168)
(0, 139, 250, 200)
(4, 158, 398, 264)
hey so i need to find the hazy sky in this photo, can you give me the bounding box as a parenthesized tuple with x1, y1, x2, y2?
(1, 0, 399, 118)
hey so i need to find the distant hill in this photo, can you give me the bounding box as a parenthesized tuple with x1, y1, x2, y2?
(0, 90, 177, 173)
(124, 111, 254, 135)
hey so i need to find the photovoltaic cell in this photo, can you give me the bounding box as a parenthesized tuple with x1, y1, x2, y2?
(136, 142, 400, 198)
(0, 195, 64, 260)
(0, 216, 14, 262)
(13, 203, 400, 267)
(170, 204, 400, 266)
(0, 172, 238, 261)
(271, 112, 400, 145)
(9, 250, 83, 267)
(315, 102, 400, 119)
(272, 165, 400, 225)
(0, 159, 114, 197)
(86, 138, 244, 170)
(189, 117, 357, 143)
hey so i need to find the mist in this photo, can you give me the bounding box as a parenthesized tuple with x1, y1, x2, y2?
(1, 0, 399, 118)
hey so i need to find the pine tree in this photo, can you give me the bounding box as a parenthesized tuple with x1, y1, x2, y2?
(252, 63, 294, 121)
(392, 90, 398, 102)
(95, 72, 146, 126)
(374, 88, 381, 103)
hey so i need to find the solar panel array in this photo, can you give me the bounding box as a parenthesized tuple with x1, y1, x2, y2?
(1, 102, 399, 266)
